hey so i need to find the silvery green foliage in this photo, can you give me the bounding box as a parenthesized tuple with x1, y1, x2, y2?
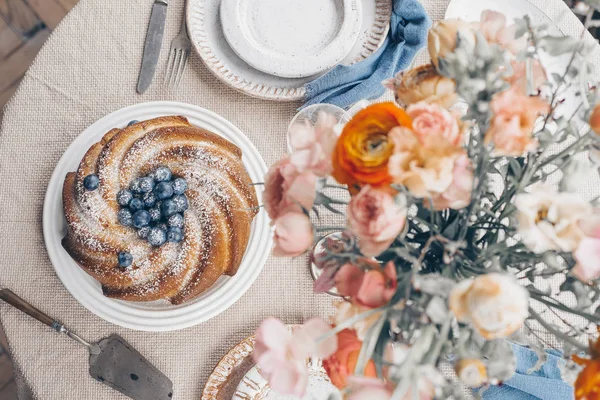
(316, 17, 600, 396)
(438, 31, 510, 128)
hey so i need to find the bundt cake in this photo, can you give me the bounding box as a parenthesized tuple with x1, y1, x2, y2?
(62, 116, 258, 304)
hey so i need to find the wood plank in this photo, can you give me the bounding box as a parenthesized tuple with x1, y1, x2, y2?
(55, 0, 78, 12)
(0, 379, 17, 400)
(0, 78, 20, 109)
(0, 28, 48, 93)
(0, 14, 22, 59)
(24, 0, 67, 30)
(0, 355, 14, 390)
(0, 0, 44, 38)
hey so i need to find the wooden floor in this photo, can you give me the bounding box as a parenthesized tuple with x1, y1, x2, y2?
(0, 0, 78, 111)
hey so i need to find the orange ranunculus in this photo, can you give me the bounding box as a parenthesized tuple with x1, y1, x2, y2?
(332, 102, 412, 192)
(573, 332, 600, 400)
(322, 329, 377, 389)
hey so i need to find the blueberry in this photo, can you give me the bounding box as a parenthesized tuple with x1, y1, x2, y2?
(116, 189, 133, 206)
(127, 120, 139, 127)
(172, 195, 189, 212)
(117, 251, 133, 268)
(154, 181, 174, 200)
(132, 210, 151, 229)
(139, 177, 155, 193)
(138, 226, 150, 239)
(172, 178, 188, 195)
(161, 198, 178, 217)
(155, 222, 168, 232)
(143, 192, 157, 208)
(147, 227, 167, 247)
(129, 198, 144, 212)
(130, 179, 142, 193)
(167, 227, 184, 243)
(168, 213, 184, 228)
(154, 167, 172, 182)
(148, 207, 161, 222)
(83, 174, 100, 191)
(117, 209, 133, 226)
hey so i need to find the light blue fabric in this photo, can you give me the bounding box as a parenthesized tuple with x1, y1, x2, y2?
(302, 0, 431, 109)
(482, 344, 574, 400)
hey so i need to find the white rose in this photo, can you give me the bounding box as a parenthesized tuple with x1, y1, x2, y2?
(515, 185, 591, 253)
(449, 273, 529, 340)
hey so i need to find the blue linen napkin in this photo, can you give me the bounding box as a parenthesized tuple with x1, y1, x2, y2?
(302, 0, 431, 109)
(482, 344, 574, 400)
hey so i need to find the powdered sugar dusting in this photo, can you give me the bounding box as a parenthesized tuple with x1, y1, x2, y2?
(63, 121, 257, 302)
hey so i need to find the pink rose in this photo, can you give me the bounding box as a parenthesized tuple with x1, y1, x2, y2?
(573, 238, 600, 282)
(273, 212, 314, 257)
(407, 102, 462, 147)
(254, 318, 337, 397)
(263, 157, 317, 220)
(432, 154, 473, 210)
(347, 185, 407, 257)
(485, 87, 549, 156)
(573, 213, 600, 281)
(335, 261, 398, 308)
(480, 10, 527, 54)
(507, 59, 547, 94)
(289, 112, 338, 177)
(347, 377, 393, 400)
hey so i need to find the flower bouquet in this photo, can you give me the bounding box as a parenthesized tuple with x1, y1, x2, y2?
(254, 9, 600, 400)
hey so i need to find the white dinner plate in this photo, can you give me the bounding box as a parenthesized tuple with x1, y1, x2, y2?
(188, 0, 391, 101)
(220, 0, 362, 78)
(42, 101, 272, 332)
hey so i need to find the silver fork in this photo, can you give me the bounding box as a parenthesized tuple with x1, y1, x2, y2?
(165, 3, 191, 88)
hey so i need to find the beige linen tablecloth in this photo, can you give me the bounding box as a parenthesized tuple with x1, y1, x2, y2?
(0, 0, 595, 398)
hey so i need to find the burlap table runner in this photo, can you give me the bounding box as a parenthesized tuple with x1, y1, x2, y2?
(0, 0, 594, 398)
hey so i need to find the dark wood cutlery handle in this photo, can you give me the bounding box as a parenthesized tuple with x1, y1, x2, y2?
(0, 288, 57, 329)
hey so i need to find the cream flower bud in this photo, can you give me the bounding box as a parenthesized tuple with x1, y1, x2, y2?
(449, 273, 529, 340)
(428, 19, 476, 69)
(455, 359, 488, 388)
(387, 64, 457, 109)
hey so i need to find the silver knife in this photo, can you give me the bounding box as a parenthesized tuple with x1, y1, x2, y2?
(137, 0, 168, 94)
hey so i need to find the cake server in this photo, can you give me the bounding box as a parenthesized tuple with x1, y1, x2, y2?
(0, 288, 173, 400)
(137, 0, 168, 94)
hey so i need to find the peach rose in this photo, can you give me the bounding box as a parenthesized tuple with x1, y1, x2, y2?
(479, 10, 527, 54)
(273, 212, 314, 257)
(506, 59, 548, 94)
(347, 185, 407, 256)
(388, 127, 463, 198)
(322, 329, 377, 389)
(332, 102, 413, 192)
(589, 104, 600, 135)
(449, 273, 529, 339)
(335, 262, 398, 308)
(428, 19, 477, 68)
(431, 154, 473, 210)
(407, 102, 462, 147)
(263, 157, 317, 220)
(485, 88, 548, 156)
(383, 64, 457, 109)
(289, 112, 339, 177)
